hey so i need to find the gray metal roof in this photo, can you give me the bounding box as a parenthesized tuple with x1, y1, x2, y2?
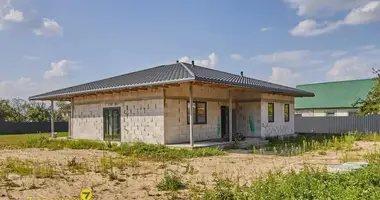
(29, 62, 314, 100)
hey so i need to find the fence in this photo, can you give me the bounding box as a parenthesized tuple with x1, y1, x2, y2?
(295, 115, 380, 134)
(0, 122, 68, 134)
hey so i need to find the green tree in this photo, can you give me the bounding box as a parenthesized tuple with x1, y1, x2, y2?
(8, 98, 29, 122)
(355, 69, 380, 115)
(0, 99, 14, 122)
(26, 102, 50, 122)
(55, 101, 71, 122)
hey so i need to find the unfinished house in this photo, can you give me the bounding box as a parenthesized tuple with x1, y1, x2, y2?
(29, 61, 314, 147)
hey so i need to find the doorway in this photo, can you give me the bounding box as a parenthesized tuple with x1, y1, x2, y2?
(220, 106, 229, 140)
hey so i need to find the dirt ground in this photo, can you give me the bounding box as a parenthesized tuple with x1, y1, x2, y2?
(0, 141, 378, 200)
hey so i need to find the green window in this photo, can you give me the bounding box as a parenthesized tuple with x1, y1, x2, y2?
(268, 103, 274, 123)
(103, 107, 121, 141)
(284, 104, 290, 122)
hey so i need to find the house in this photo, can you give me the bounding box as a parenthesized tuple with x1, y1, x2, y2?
(29, 61, 313, 146)
(295, 78, 376, 117)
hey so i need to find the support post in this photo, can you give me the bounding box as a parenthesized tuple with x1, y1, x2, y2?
(69, 98, 74, 139)
(189, 84, 194, 147)
(229, 91, 233, 143)
(50, 100, 55, 138)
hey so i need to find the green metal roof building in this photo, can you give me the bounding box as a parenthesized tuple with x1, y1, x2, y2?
(295, 78, 376, 117)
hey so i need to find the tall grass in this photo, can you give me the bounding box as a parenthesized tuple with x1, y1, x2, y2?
(252, 132, 379, 156)
(20, 137, 226, 161)
(194, 154, 380, 199)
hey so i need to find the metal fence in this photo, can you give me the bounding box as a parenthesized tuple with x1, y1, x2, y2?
(295, 115, 380, 134)
(0, 122, 68, 134)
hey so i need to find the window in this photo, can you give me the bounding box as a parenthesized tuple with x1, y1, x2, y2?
(268, 103, 274, 123)
(284, 104, 290, 122)
(349, 111, 357, 116)
(326, 111, 335, 116)
(187, 101, 207, 124)
(103, 107, 121, 141)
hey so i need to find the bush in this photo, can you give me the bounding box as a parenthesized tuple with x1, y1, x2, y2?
(156, 170, 186, 191)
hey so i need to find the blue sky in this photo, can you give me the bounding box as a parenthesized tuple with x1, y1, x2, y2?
(1, 0, 380, 98)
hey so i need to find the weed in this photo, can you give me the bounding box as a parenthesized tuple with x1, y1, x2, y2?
(66, 157, 89, 173)
(318, 151, 327, 156)
(156, 170, 186, 191)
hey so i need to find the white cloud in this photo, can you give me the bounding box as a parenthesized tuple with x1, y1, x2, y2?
(252, 50, 309, 63)
(44, 60, 77, 79)
(326, 56, 374, 81)
(284, 0, 372, 17)
(230, 54, 243, 60)
(178, 53, 218, 69)
(3, 9, 23, 22)
(0, 77, 36, 98)
(288, 1, 380, 37)
(356, 45, 377, 51)
(260, 27, 273, 32)
(0, 0, 24, 29)
(268, 67, 301, 87)
(34, 18, 63, 36)
(344, 1, 380, 24)
(289, 19, 341, 37)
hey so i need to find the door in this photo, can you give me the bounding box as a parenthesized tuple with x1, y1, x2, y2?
(220, 106, 229, 140)
(103, 107, 121, 141)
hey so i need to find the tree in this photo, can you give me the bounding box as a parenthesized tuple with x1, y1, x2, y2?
(8, 98, 29, 122)
(55, 101, 71, 122)
(0, 99, 14, 122)
(26, 102, 50, 122)
(354, 69, 380, 115)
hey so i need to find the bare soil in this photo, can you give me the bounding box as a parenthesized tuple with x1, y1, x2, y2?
(0, 141, 378, 200)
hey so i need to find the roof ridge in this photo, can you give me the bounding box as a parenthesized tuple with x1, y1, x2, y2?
(179, 62, 195, 78)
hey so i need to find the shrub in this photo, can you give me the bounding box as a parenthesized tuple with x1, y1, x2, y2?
(156, 170, 186, 191)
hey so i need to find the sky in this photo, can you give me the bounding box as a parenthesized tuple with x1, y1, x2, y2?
(1, 0, 380, 99)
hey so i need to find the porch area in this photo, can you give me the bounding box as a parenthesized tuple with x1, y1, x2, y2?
(166, 137, 268, 149)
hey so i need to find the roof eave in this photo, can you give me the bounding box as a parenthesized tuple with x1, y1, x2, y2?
(29, 78, 195, 101)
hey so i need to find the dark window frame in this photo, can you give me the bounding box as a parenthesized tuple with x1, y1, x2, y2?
(268, 103, 274, 123)
(103, 107, 121, 141)
(187, 101, 207, 125)
(284, 104, 290, 122)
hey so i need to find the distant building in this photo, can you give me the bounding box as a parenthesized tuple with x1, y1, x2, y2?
(295, 78, 376, 117)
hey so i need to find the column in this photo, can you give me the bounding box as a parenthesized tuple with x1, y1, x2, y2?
(229, 91, 233, 143)
(51, 100, 55, 138)
(189, 84, 194, 147)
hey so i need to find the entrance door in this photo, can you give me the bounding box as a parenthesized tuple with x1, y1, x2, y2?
(103, 107, 121, 141)
(220, 106, 229, 140)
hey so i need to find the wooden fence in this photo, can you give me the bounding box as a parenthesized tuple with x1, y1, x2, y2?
(295, 115, 380, 134)
(0, 122, 68, 134)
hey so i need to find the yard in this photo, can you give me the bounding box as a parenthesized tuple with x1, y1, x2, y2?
(0, 133, 380, 199)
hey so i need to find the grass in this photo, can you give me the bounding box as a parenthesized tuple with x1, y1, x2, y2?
(192, 153, 380, 200)
(0, 157, 57, 178)
(18, 137, 226, 161)
(0, 132, 68, 147)
(156, 170, 186, 191)
(252, 131, 380, 157)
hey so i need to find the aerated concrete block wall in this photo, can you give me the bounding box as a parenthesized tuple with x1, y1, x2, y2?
(164, 84, 231, 144)
(260, 94, 295, 138)
(72, 89, 165, 144)
(237, 102, 261, 137)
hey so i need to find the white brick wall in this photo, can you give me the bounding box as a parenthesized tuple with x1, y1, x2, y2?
(72, 89, 165, 144)
(260, 101, 295, 137)
(237, 102, 261, 137)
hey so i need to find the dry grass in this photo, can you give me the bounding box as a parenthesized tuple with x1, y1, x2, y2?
(0, 141, 378, 199)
